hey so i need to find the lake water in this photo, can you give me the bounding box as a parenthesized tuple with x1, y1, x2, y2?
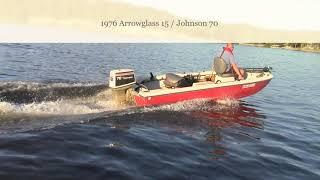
(0, 43, 319, 179)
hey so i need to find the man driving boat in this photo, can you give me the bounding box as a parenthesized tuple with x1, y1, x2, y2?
(220, 43, 245, 80)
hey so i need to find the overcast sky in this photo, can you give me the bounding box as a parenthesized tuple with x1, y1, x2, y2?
(120, 0, 320, 31)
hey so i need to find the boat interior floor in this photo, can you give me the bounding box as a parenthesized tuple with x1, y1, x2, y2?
(142, 72, 239, 91)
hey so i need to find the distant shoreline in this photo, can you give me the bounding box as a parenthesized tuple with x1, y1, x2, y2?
(243, 43, 320, 53)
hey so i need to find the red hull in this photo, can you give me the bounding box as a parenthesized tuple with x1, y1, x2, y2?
(134, 79, 271, 107)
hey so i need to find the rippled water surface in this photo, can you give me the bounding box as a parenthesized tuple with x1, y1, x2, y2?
(0, 44, 319, 179)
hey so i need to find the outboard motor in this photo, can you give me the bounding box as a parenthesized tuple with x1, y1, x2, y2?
(109, 69, 136, 104)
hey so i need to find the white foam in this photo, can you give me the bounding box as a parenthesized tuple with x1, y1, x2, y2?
(0, 81, 103, 93)
(143, 98, 240, 113)
(216, 98, 240, 106)
(0, 89, 128, 115)
(0, 101, 16, 114)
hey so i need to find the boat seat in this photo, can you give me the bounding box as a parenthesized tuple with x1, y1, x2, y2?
(213, 57, 235, 78)
(220, 73, 234, 77)
(164, 73, 193, 88)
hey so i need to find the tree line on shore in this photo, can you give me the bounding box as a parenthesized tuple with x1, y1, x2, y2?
(251, 43, 320, 50)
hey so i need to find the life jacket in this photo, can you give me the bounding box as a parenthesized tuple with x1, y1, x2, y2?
(222, 47, 233, 56)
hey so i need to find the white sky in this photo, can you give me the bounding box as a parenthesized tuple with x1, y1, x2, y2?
(120, 0, 320, 31)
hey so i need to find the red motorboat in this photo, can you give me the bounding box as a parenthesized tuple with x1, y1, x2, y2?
(109, 59, 273, 107)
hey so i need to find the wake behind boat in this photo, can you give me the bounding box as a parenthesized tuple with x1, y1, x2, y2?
(109, 59, 273, 107)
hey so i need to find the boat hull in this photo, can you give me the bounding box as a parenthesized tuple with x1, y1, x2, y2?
(134, 79, 271, 107)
